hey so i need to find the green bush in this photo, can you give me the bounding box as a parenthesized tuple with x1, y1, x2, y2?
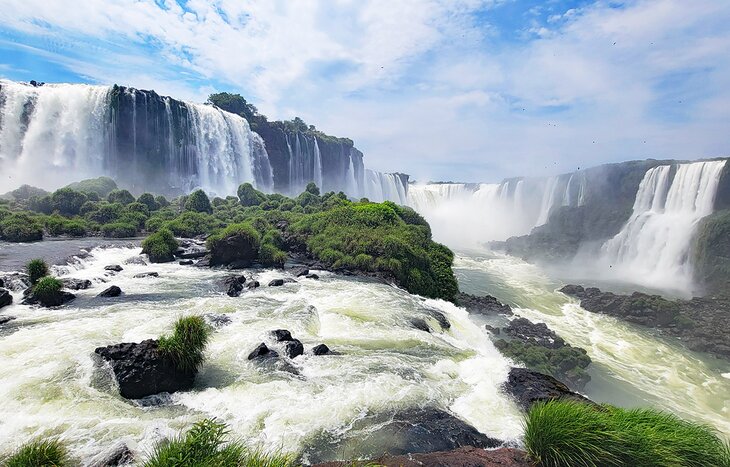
(142, 229, 179, 263)
(86, 202, 123, 224)
(44, 215, 88, 237)
(33, 276, 63, 301)
(237, 183, 266, 207)
(27, 259, 49, 285)
(107, 189, 135, 205)
(524, 400, 730, 467)
(28, 195, 54, 214)
(158, 316, 210, 373)
(155, 195, 170, 208)
(66, 176, 117, 197)
(101, 222, 137, 238)
(4, 438, 69, 467)
(125, 201, 150, 217)
(185, 189, 213, 213)
(137, 192, 160, 211)
(0, 213, 43, 242)
(51, 188, 88, 216)
(259, 242, 287, 268)
(207, 223, 261, 250)
(165, 212, 221, 238)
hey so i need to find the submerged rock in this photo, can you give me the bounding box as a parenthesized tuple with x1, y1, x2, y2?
(204, 313, 232, 328)
(248, 343, 277, 360)
(98, 286, 122, 298)
(87, 442, 135, 467)
(313, 447, 533, 467)
(104, 265, 124, 272)
(456, 292, 512, 316)
(503, 367, 593, 412)
(245, 280, 260, 290)
(22, 289, 76, 307)
(133, 272, 159, 279)
(290, 266, 309, 277)
(268, 279, 285, 287)
(284, 339, 304, 359)
(0, 273, 30, 291)
(221, 275, 246, 297)
(122, 256, 147, 266)
(312, 344, 331, 356)
(0, 288, 12, 309)
(410, 318, 430, 333)
(179, 259, 194, 266)
(62, 278, 93, 290)
(94, 339, 196, 399)
(427, 310, 451, 330)
(0, 315, 16, 325)
(305, 273, 320, 280)
(271, 329, 293, 342)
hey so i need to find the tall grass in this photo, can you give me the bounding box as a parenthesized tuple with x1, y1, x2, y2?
(158, 316, 210, 373)
(32, 276, 63, 300)
(4, 438, 69, 467)
(144, 419, 291, 467)
(26, 258, 49, 285)
(524, 400, 730, 467)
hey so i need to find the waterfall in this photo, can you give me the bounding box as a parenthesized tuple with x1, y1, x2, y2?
(313, 138, 323, 190)
(600, 160, 727, 290)
(364, 170, 409, 204)
(535, 176, 560, 226)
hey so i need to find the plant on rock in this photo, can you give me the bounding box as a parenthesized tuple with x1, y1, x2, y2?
(185, 189, 213, 214)
(158, 316, 211, 373)
(207, 223, 261, 266)
(32, 276, 63, 300)
(142, 229, 179, 263)
(4, 438, 69, 467)
(27, 258, 49, 285)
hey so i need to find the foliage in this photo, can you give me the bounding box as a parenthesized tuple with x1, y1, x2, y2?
(305, 182, 320, 196)
(44, 214, 87, 237)
(27, 259, 49, 285)
(66, 176, 118, 197)
(158, 316, 210, 373)
(137, 193, 160, 212)
(238, 183, 266, 207)
(5, 184, 49, 201)
(206, 223, 261, 252)
(101, 222, 137, 238)
(33, 276, 63, 300)
(185, 189, 213, 214)
(155, 195, 170, 208)
(165, 212, 222, 238)
(28, 195, 54, 214)
(524, 400, 730, 467)
(142, 228, 179, 263)
(86, 202, 123, 224)
(494, 339, 591, 388)
(4, 438, 69, 467)
(694, 209, 730, 297)
(0, 212, 43, 242)
(107, 189, 135, 205)
(144, 418, 292, 467)
(51, 188, 88, 216)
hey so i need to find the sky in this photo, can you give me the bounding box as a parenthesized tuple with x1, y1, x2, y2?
(0, 0, 728, 183)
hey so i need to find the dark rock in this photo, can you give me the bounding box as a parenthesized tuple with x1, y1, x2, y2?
(122, 256, 147, 266)
(485, 324, 500, 334)
(503, 367, 593, 411)
(133, 272, 159, 279)
(179, 260, 194, 266)
(62, 278, 93, 290)
(176, 247, 208, 259)
(245, 280, 260, 290)
(427, 310, 451, 330)
(410, 318, 430, 333)
(503, 317, 564, 349)
(0, 288, 12, 309)
(305, 273, 320, 280)
(209, 233, 258, 267)
(559, 284, 586, 299)
(204, 313, 232, 328)
(193, 256, 211, 268)
(0, 315, 16, 325)
(221, 275, 246, 297)
(248, 343, 277, 360)
(95, 339, 196, 399)
(98, 286, 122, 298)
(456, 292, 512, 316)
(0, 273, 30, 291)
(268, 279, 285, 287)
(271, 329, 293, 341)
(284, 339, 304, 358)
(312, 447, 533, 467)
(22, 290, 76, 307)
(105, 265, 124, 272)
(291, 266, 309, 277)
(87, 442, 134, 467)
(312, 344, 331, 356)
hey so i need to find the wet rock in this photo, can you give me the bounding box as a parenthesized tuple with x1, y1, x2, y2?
(503, 367, 593, 412)
(291, 266, 310, 277)
(176, 248, 208, 260)
(245, 280, 260, 290)
(209, 232, 258, 267)
(98, 286, 122, 298)
(312, 344, 331, 356)
(104, 265, 123, 272)
(305, 273, 319, 280)
(123, 256, 147, 266)
(503, 317, 564, 349)
(456, 292, 512, 316)
(248, 342, 277, 360)
(133, 272, 159, 279)
(95, 339, 196, 399)
(179, 260, 194, 266)
(0, 273, 30, 291)
(0, 288, 12, 309)
(87, 442, 134, 467)
(0, 315, 16, 325)
(284, 339, 304, 359)
(22, 289, 76, 307)
(312, 447, 533, 467)
(485, 324, 500, 334)
(204, 313, 232, 328)
(410, 318, 430, 333)
(220, 275, 246, 297)
(268, 279, 285, 287)
(427, 310, 451, 330)
(62, 278, 93, 290)
(271, 329, 293, 341)
(193, 256, 211, 268)
(558, 284, 586, 299)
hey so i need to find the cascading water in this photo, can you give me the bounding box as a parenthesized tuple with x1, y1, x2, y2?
(534, 176, 560, 226)
(600, 160, 727, 291)
(364, 170, 409, 204)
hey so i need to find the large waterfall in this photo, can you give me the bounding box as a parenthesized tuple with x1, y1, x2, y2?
(600, 160, 727, 290)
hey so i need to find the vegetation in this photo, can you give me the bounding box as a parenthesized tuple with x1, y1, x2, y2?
(494, 339, 591, 389)
(3, 438, 69, 467)
(32, 276, 64, 301)
(27, 259, 49, 285)
(158, 316, 211, 373)
(107, 189, 135, 205)
(66, 176, 118, 197)
(524, 400, 730, 467)
(0, 212, 44, 242)
(142, 228, 179, 263)
(185, 189, 213, 213)
(694, 209, 730, 297)
(144, 418, 291, 467)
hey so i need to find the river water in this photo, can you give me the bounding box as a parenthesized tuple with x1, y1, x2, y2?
(0, 240, 727, 463)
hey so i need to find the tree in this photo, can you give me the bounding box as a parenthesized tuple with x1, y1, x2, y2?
(237, 183, 265, 207)
(206, 93, 258, 122)
(137, 193, 160, 211)
(184, 189, 212, 213)
(305, 182, 320, 196)
(107, 189, 135, 205)
(51, 188, 88, 216)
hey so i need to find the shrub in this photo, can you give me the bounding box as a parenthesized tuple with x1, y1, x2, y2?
(158, 316, 210, 373)
(101, 222, 137, 238)
(33, 276, 63, 301)
(524, 400, 730, 467)
(259, 242, 287, 268)
(142, 229, 179, 263)
(206, 223, 260, 251)
(0, 213, 43, 242)
(86, 202, 123, 224)
(165, 211, 221, 238)
(185, 189, 213, 213)
(28, 195, 54, 214)
(137, 193, 160, 211)
(305, 182, 320, 196)
(107, 189, 135, 205)
(27, 259, 49, 285)
(238, 183, 265, 207)
(4, 438, 69, 467)
(66, 176, 117, 197)
(155, 195, 170, 208)
(44, 215, 88, 237)
(125, 202, 150, 217)
(51, 188, 88, 216)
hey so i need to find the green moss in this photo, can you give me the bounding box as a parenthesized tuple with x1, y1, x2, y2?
(494, 339, 591, 388)
(4, 438, 69, 467)
(158, 316, 210, 373)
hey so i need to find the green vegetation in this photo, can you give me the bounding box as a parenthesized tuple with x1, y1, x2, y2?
(0, 212, 44, 242)
(3, 438, 69, 467)
(158, 316, 210, 373)
(27, 259, 49, 285)
(66, 176, 118, 197)
(237, 183, 266, 207)
(142, 228, 179, 263)
(107, 189, 135, 205)
(144, 418, 291, 467)
(524, 400, 730, 467)
(495, 340, 591, 389)
(33, 276, 63, 301)
(185, 189, 213, 213)
(694, 209, 730, 297)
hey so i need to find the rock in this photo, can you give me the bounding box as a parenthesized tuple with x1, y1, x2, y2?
(105, 265, 123, 272)
(503, 367, 593, 412)
(456, 292, 512, 316)
(268, 279, 285, 287)
(209, 232, 258, 267)
(220, 275, 246, 297)
(245, 280, 260, 290)
(0, 273, 30, 291)
(427, 310, 451, 330)
(98, 286, 122, 298)
(305, 273, 320, 280)
(0, 315, 16, 325)
(62, 278, 93, 290)
(87, 442, 134, 467)
(204, 313, 232, 328)
(312, 344, 331, 356)
(312, 447, 533, 467)
(558, 284, 586, 299)
(194, 256, 211, 268)
(271, 329, 293, 341)
(503, 317, 565, 349)
(291, 266, 309, 277)
(22, 290, 76, 307)
(0, 288, 12, 309)
(95, 339, 196, 399)
(133, 272, 159, 279)
(179, 260, 194, 266)
(410, 318, 430, 333)
(123, 256, 147, 266)
(284, 339, 304, 359)
(248, 342, 277, 360)
(485, 324, 500, 334)
(176, 248, 208, 259)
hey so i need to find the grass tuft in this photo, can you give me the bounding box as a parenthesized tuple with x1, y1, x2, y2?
(27, 258, 49, 285)
(4, 438, 69, 467)
(524, 400, 730, 467)
(32, 276, 63, 300)
(158, 316, 211, 373)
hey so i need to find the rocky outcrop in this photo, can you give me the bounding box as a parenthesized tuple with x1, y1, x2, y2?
(560, 285, 730, 359)
(86, 442, 134, 467)
(98, 286, 122, 298)
(313, 447, 534, 467)
(0, 288, 12, 309)
(22, 289, 76, 307)
(457, 292, 512, 316)
(94, 339, 196, 399)
(220, 275, 246, 297)
(248, 343, 276, 360)
(503, 367, 593, 412)
(105, 265, 124, 272)
(62, 278, 92, 290)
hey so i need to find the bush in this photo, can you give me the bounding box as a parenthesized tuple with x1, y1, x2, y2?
(155, 195, 170, 208)
(0, 213, 43, 242)
(524, 400, 730, 467)
(44, 215, 88, 237)
(259, 242, 287, 268)
(4, 438, 69, 467)
(51, 188, 88, 216)
(125, 202, 150, 217)
(107, 189, 135, 205)
(158, 316, 210, 373)
(66, 176, 117, 197)
(28, 195, 54, 214)
(305, 182, 320, 196)
(185, 189, 213, 213)
(165, 212, 221, 238)
(142, 229, 179, 263)
(238, 182, 265, 207)
(86, 202, 123, 224)
(33, 276, 63, 301)
(137, 193, 160, 212)
(101, 222, 137, 238)
(27, 259, 49, 285)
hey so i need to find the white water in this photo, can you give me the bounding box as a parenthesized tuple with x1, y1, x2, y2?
(0, 245, 522, 462)
(535, 176, 560, 227)
(364, 170, 408, 204)
(600, 160, 727, 292)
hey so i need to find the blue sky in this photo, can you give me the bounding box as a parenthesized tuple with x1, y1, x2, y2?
(1, 0, 729, 182)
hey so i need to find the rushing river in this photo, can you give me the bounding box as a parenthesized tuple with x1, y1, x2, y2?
(0, 241, 728, 463)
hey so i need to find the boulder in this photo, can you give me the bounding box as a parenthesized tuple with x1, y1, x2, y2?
(248, 342, 277, 360)
(305, 273, 320, 280)
(312, 344, 331, 356)
(133, 272, 159, 279)
(456, 292, 512, 316)
(179, 260, 194, 266)
(98, 286, 122, 298)
(268, 279, 285, 287)
(427, 310, 451, 330)
(220, 275, 246, 297)
(284, 339, 304, 359)
(503, 367, 593, 412)
(0, 288, 12, 309)
(245, 280, 260, 290)
(271, 329, 293, 342)
(95, 339, 196, 399)
(503, 317, 564, 349)
(62, 278, 93, 290)
(122, 256, 147, 266)
(209, 233, 258, 267)
(87, 442, 134, 467)
(410, 318, 430, 333)
(105, 265, 123, 272)
(22, 289, 76, 307)
(558, 284, 586, 299)
(291, 267, 309, 277)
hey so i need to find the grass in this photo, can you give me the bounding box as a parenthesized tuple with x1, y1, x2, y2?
(144, 419, 292, 467)
(4, 438, 69, 467)
(27, 258, 49, 285)
(158, 316, 211, 373)
(524, 400, 730, 467)
(32, 276, 63, 300)
(142, 228, 179, 263)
